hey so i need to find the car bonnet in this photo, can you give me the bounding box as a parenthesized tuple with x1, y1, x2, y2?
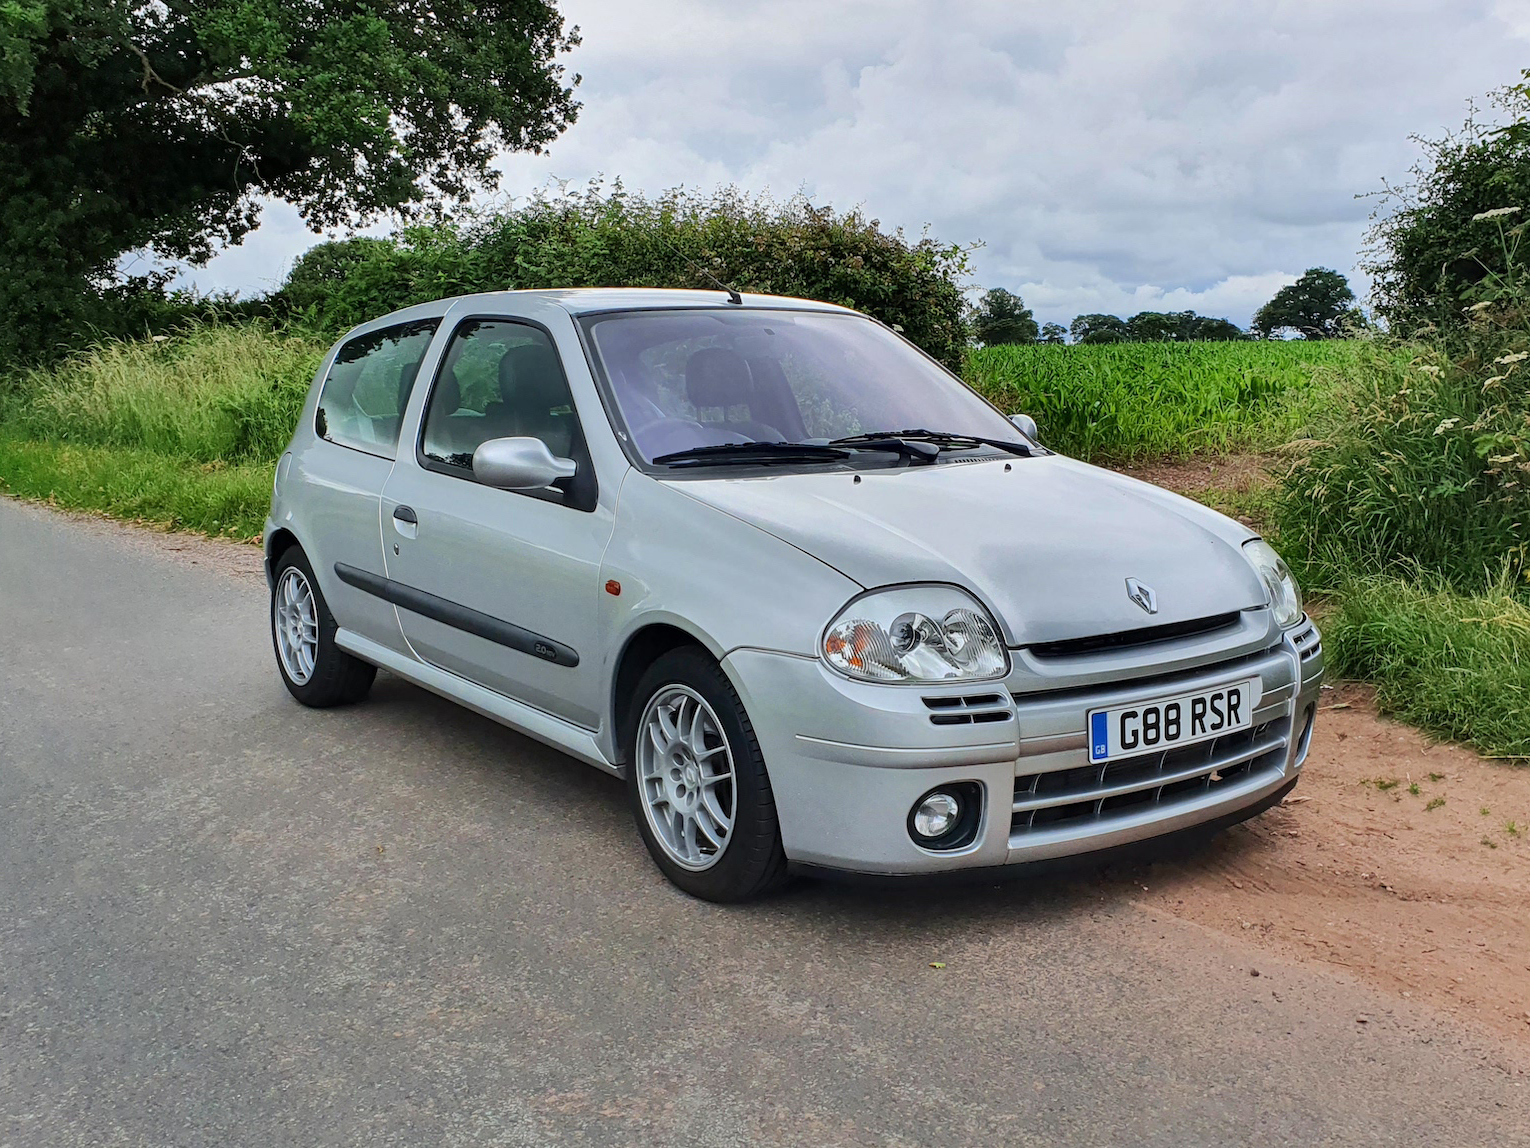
(666, 454, 1269, 647)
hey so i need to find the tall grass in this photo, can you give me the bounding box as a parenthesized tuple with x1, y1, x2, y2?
(1275, 305, 1530, 593)
(965, 339, 1375, 461)
(0, 322, 324, 536)
(1, 324, 326, 464)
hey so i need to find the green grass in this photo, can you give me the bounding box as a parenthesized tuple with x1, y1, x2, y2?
(964, 339, 1377, 462)
(0, 435, 273, 538)
(0, 323, 323, 538)
(1, 323, 324, 463)
(1322, 575, 1530, 759)
(1274, 324, 1530, 594)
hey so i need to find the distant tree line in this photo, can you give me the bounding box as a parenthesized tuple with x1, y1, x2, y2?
(970, 267, 1360, 346)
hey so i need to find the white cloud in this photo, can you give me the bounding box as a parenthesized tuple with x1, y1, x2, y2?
(170, 0, 1530, 328)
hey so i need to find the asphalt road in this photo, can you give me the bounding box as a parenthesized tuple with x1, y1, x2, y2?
(1, 497, 1525, 1147)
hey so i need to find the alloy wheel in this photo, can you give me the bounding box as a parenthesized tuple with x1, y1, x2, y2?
(636, 685, 737, 870)
(274, 566, 319, 685)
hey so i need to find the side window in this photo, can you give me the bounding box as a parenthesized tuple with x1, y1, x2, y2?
(315, 320, 439, 458)
(420, 320, 584, 475)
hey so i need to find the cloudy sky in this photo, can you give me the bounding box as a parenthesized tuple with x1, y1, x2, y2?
(165, 0, 1530, 328)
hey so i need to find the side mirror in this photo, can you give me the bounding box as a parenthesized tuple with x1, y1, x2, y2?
(472, 437, 577, 491)
(1009, 413, 1039, 441)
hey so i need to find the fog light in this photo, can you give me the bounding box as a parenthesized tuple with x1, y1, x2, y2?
(913, 792, 961, 838)
(907, 782, 983, 851)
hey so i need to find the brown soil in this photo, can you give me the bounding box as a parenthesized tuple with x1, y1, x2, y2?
(1124, 683, 1530, 1043)
(1114, 451, 1279, 497)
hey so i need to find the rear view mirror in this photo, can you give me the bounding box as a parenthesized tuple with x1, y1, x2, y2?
(473, 437, 577, 490)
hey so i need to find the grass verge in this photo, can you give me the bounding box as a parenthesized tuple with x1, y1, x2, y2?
(0, 435, 271, 539)
(0, 323, 323, 464)
(1322, 576, 1530, 760)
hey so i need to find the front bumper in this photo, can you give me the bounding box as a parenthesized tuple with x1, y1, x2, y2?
(724, 612, 1324, 876)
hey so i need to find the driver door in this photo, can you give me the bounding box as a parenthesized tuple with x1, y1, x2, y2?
(379, 317, 613, 729)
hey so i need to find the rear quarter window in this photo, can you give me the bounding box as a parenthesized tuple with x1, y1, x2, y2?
(315, 320, 440, 458)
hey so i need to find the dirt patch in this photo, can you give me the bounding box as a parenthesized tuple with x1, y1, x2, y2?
(1113, 451, 1279, 497)
(1124, 684, 1530, 1043)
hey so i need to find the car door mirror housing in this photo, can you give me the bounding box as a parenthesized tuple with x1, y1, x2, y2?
(472, 437, 578, 490)
(1009, 413, 1038, 440)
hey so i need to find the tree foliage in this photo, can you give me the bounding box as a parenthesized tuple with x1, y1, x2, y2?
(1127, 311, 1246, 342)
(1251, 268, 1358, 339)
(1070, 313, 1132, 344)
(1068, 310, 1243, 344)
(970, 288, 1038, 345)
(1038, 322, 1067, 344)
(276, 183, 976, 368)
(1365, 79, 1530, 336)
(0, 0, 581, 362)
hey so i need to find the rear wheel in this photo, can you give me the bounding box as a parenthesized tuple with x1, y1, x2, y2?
(626, 648, 788, 902)
(270, 546, 376, 707)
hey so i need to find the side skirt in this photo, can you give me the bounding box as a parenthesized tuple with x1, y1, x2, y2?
(335, 628, 622, 778)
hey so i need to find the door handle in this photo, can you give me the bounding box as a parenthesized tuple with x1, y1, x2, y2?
(391, 504, 419, 540)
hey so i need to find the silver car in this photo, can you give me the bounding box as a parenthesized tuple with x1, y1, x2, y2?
(265, 288, 1323, 901)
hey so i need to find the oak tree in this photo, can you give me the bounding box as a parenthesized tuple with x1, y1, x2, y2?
(0, 0, 580, 358)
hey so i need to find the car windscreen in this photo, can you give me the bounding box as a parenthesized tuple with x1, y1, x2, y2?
(578, 309, 1025, 465)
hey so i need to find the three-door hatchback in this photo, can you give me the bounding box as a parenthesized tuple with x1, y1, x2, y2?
(266, 288, 1323, 901)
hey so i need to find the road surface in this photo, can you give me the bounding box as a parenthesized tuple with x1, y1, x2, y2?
(1, 497, 1524, 1146)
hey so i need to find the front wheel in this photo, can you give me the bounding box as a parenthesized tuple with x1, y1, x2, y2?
(271, 546, 376, 707)
(626, 648, 788, 902)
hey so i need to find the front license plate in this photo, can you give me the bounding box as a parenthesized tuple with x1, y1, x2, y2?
(1087, 678, 1261, 764)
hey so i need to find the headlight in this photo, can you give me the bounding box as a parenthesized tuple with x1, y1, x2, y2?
(821, 586, 1009, 682)
(1242, 538, 1303, 627)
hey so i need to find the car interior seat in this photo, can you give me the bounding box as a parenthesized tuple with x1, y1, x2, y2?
(684, 348, 785, 442)
(493, 341, 578, 459)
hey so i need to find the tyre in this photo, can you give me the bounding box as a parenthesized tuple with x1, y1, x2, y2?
(626, 648, 788, 902)
(270, 545, 376, 707)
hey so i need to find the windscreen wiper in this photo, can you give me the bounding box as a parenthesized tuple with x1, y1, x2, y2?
(653, 441, 851, 468)
(830, 429, 1034, 458)
(821, 436, 941, 463)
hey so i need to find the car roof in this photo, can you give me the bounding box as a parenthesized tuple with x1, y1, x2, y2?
(351, 287, 858, 331)
(530, 287, 857, 317)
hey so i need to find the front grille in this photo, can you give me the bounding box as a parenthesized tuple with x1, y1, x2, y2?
(1010, 718, 1289, 836)
(1027, 612, 1242, 659)
(922, 693, 1012, 726)
(1290, 618, 1322, 664)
